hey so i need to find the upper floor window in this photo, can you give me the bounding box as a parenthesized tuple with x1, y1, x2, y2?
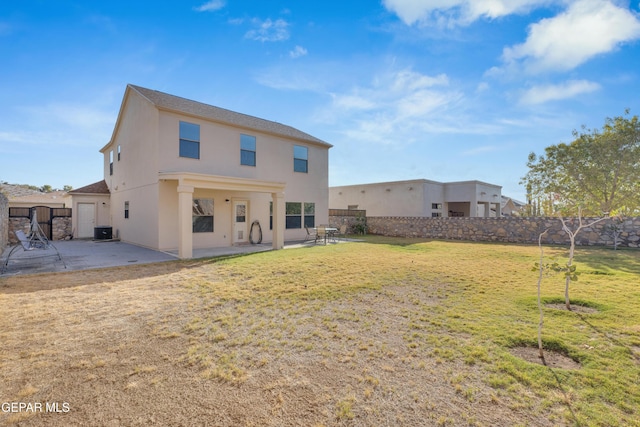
(294, 145, 308, 173)
(109, 150, 114, 175)
(179, 121, 200, 159)
(432, 203, 442, 210)
(240, 134, 256, 166)
(117, 145, 121, 161)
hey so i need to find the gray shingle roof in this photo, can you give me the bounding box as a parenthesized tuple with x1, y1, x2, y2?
(128, 84, 331, 147)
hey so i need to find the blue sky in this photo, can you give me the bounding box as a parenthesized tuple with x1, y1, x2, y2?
(1, 0, 639, 201)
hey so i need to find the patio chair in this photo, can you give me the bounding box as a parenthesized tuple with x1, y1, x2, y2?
(304, 226, 317, 243)
(1, 212, 66, 273)
(315, 226, 327, 244)
(335, 224, 348, 241)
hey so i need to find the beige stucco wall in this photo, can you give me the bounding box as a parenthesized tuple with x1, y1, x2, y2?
(6, 191, 71, 209)
(330, 180, 502, 218)
(70, 194, 111, 238)
(102, 89, 161, 249)
(329, 180, 428, 217)
(102, 88, 329, 251)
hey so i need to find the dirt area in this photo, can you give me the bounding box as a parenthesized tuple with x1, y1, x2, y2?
(510, 347, 581, 370)
(545, 303, 599, 314)
(1, 263, 565, 426)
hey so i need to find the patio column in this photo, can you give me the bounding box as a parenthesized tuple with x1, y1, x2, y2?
(177, 185, 194, 259)
(484, 202, 492, 217)
(271, 191, 285, 250)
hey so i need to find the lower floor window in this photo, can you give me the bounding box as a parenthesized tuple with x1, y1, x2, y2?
(304, 202, 315, 228)
(269, 202, 316, 230)
(193, 198, 214, 232)
(286, 202, 302, 229)
(270, 201, 316, 229)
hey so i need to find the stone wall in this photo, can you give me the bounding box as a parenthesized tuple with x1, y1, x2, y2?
(52, 217, 73, 240)
(328, 215, 366, 234)
(8, 217, 72, 244)
(8, 218, 30, 244)
(0, 192, 7, 249)
(342, 216, 640, 248)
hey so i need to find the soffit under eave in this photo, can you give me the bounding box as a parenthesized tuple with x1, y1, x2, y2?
(159, 172, 286, 194)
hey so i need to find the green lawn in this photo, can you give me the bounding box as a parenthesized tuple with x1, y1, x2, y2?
(186, 237, 640, 426)
(1, 237, 639, 426)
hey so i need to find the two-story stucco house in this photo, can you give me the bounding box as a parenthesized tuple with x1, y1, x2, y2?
(85, 84, 331, 258)
(330, 179, 502, 218)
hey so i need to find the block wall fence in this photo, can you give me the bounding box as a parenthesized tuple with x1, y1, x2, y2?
(329, 215, 640, 248)
(0, 192, 7, 249)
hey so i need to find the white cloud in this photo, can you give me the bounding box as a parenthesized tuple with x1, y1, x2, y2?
(382, 0, 551, 26)
(331, 94, 377, 110)
(461, 145, 499, 156)
(519, 79, 601, 104)
(194, 0, 225, 12)
(502, 0, 640, 73)
(14, 103, 114, 146)
(325, 68, 469, 144)
(476, 82, 490, 93)
(245, 18, 290, 42)
(289, 45, 308, 58)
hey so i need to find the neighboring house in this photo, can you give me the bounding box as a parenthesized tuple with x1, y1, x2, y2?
(68, 180, 111, 239)
(0, 183, 71, 208)
(501, 196, 526, 217)
(329, 179, 502, 218)
(0, 183, 73, 242)
(94, 84, 331, 258)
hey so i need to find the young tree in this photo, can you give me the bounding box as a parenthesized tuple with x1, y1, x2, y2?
(521, 110, 640, 216)
(535, 230, 549, 361)
(557, 208, 609, 310)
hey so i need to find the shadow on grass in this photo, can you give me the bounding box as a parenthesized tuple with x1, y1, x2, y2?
(352, 234, 434, 247)
(547, 366, 583, 427)
(576, 312, 640, 364)
(575, 247, 640, 276)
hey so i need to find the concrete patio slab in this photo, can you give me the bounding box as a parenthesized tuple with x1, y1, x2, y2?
(1, 240, 176, 277)
(1, 238, 357, 277)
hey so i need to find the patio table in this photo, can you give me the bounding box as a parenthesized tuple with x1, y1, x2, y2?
(314, 227, 338, 244)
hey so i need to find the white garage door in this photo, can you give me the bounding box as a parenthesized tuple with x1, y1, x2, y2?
(77, 203, 96, 238)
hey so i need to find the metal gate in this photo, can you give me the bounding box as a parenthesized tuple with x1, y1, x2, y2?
(33, 205, 52, 240)
(8, 206, 72, 240)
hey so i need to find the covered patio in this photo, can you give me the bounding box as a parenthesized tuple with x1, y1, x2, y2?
(159, 172, 286, 259)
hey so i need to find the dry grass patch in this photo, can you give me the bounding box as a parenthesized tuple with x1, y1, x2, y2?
(1, 238, 639, 426)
